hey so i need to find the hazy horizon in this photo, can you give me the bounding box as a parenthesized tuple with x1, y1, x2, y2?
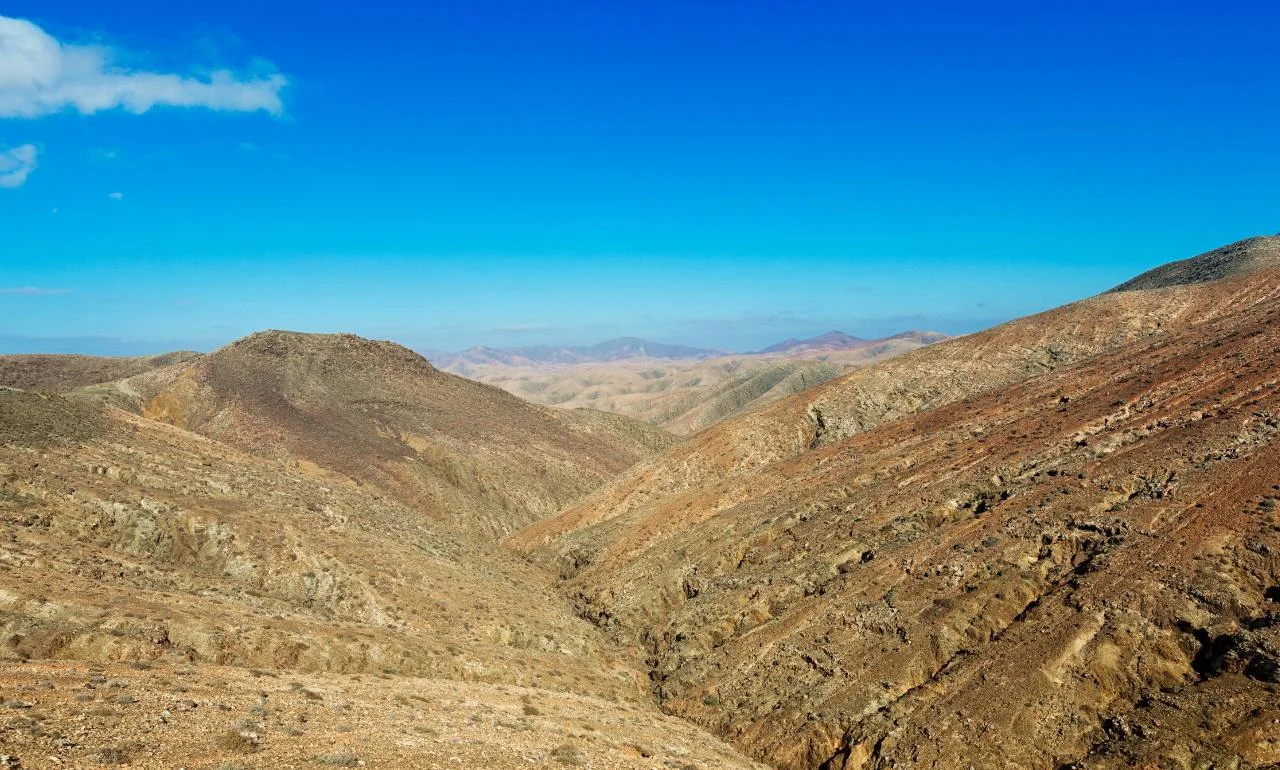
(0, 325, 948, 358)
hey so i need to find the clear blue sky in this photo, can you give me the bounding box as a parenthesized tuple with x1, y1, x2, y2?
(2, 1, 1277, 354)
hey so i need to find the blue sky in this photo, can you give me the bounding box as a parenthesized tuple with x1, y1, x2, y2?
(1, 1, 1278, 355)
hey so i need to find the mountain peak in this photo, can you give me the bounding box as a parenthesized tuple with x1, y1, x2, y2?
(1110, 234, 1280, 292)
(220, 329, 435, 371)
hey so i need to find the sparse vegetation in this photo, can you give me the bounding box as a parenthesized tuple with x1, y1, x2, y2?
(216, 730, 261, 753)
(549, 744, 587, 765)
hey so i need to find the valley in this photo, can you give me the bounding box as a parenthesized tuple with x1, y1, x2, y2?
(0, 236, 1278, 768)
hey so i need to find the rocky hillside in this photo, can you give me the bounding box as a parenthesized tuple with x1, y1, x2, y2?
(1111, 234, 1279, 291)
(111, 331, 677, 539)
(509, 237, 1280, 769)
(0, 350, 199, 393)
(513, 239, 1280, 544)
(0, 388, 760, 768)
(3, 236, 1278, 769)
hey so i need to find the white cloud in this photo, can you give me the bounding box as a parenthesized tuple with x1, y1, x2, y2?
(0, 15, 287, 118)
(108, 191, 123, 200)
(0, 143, 36, 187)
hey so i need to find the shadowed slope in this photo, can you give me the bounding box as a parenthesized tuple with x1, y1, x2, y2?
(133, 330, 677, 538)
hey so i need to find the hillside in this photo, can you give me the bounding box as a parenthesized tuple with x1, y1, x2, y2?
(105, 331, 677, 539)
(0, 388, 761, 768)
(0, 350, 200, 393)
(509, 237, 1280, 768)
(1110, 234, 1280, 291)
(443, 332, 944, 436)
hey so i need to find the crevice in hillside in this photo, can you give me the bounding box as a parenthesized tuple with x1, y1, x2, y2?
(808, 407, 827, 450)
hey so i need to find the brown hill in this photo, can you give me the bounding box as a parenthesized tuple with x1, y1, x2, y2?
(0, 388, 760, 768)
(509, 242, 1280, 768)
(0, 350, 199, 393)
(127, 330, 677, 538)
(1111, 234, 1280, 292)
(512, 253, 1278, 546)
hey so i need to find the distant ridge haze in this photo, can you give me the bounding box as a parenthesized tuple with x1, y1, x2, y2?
(755, 329, 947, 355)
(430, 329, 945, 370)
(429, 329, 949, 435)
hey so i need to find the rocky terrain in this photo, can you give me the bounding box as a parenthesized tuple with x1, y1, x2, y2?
(0, 379, 758, 768)
(0, 660, 765, 769)
(511, 235, 1280, 769)
(1, 235, 1278, 768)
(441, 332, 943, 436)
(0, 352, 200, 394)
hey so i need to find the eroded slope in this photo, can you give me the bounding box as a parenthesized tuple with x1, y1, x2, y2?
(0, 391, 762, 768)
(513, 258, 1280, 768)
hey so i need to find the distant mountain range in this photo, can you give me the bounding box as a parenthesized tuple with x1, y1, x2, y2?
(426, 329, 950, 434)
(429, 337, 726, 370)
(428, 330, 946, 371)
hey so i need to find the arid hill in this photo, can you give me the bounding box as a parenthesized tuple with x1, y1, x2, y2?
(1110, 233, 1279, 291)
(0, 388, 761, 768)
(444, 332, 944, 436)
(3, 236, 1278, 769)
(110, 330, 677, 539)
(509, 236, 1280, 769)
(0, 350, 200, 393)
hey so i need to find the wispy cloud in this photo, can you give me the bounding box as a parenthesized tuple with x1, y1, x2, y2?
(0, 143, 36, 188)
(0, 286, 70, 296)
(107, 191, 123, 200)
(0, 15, 288, 118)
